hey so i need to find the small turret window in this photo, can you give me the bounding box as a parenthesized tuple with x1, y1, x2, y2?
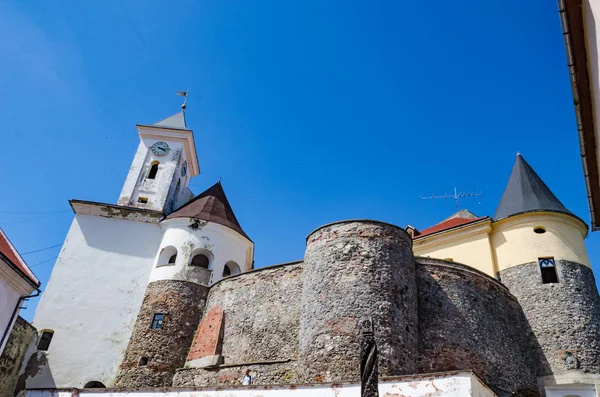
(539, 257, 559, 284)
(190, 254, 210, 268)
(37, 330, 54, 351)
(151, 313, 165, 329)
(148, 161, 159, 180)
(223, 261, 241, 277)
(157, 246, 177, 267)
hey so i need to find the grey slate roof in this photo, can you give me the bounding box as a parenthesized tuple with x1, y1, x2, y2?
(153, 111, 188, 130)
(494, 154, 572, 220)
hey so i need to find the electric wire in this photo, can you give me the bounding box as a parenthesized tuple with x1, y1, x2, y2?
(30, 256, 58, 268)
(21, 243, 63, 256)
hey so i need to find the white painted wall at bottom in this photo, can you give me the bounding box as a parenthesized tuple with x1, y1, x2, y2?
(25, 372, 495, 397)
(29, 213, 161, 389)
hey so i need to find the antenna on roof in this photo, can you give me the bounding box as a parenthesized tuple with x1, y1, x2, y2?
(420, 187, 483, 210)
(177, 89, 189, 110)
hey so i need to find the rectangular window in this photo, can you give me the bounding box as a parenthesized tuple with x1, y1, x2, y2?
(539, 257, 559, 284)
(37, 331, 54, 351)
(151, 313, 165, 329)
(138, 197, 148, 204)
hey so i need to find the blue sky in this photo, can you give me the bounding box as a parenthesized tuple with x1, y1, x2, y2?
(1, 0, 598, 321)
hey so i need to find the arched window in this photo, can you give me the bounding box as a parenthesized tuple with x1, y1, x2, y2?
(189, 249, 213, 269)
(223, 261, 241, 277)
(157, 246, 177, 267)
(84, 381, 106, 388)
(190, 254, 210, 268)
(148, 161, 159, 180)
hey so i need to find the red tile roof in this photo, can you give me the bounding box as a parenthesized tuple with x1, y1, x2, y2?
(0, 228, 40, 288)
(414, 216, 490, 239)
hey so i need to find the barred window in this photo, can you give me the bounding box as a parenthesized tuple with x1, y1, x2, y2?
(539, 257, 558, 284)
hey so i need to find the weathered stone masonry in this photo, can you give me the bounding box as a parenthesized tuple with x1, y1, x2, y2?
(501, 260, 600, 376)
(299, 221, 418, 383)
(115, 280, 208, 387)
(0, 316, 37, 397)
(416, 258, 538, 394)
(121, 220, 600, 397)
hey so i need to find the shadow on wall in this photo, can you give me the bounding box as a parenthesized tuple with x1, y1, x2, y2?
(415, 260, 549, 394)
(15, 352, 56, 395)
(78, 215, 159, 259)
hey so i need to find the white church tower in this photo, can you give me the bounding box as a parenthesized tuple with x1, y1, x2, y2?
(23, 105, 253, 391)
(117, 111, 200, 214)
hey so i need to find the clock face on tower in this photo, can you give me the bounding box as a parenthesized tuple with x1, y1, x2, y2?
(151, 141, 169, 156)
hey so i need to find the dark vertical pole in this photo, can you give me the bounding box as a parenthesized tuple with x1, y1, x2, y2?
(360, 317, 379, 397)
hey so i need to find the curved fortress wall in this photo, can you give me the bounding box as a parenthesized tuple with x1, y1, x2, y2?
(416, 258, 538, 393)
(501, 260, 600, 376)
(299, 221, 418, 383)
(115, 280, 208, 387)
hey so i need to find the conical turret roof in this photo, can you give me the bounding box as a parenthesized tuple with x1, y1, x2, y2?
(166, 182, 250, 241)
(494, 154, 572, 220)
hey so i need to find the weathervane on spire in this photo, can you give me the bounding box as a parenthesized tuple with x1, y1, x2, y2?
(177, 89, 189, 110)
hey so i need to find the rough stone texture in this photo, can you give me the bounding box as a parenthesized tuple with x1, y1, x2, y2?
(187, 306, 223, 362)
(173, 361, 298, 387)
(115, 280, 208, 387)
(0, 317, 37, 397)
(299, 221, 417, 383)
(202, 263, 302, 364)
(416, 258, 539, 395)
(501, 260, 600, 376)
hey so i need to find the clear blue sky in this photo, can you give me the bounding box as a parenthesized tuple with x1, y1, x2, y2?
(1, 0, 598, 321)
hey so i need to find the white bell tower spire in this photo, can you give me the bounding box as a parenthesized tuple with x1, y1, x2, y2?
(117, 94, 199, 214)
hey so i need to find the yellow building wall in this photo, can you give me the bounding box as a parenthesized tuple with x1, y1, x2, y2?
(491, 212, 590, 271)
(413, 223, 497, 277)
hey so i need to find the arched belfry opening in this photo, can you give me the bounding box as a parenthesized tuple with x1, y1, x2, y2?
(148, 161, 159, 180)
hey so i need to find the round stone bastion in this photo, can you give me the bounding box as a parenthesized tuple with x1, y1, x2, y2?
(298, 220, 418, 383)
(416, 257, 539, 394)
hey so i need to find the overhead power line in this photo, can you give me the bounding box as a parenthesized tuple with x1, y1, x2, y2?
(30, 256, 58, 268)
(21, 243, 63, 256)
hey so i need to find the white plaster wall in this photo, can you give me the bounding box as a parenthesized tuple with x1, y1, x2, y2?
(25, 373, 495, 397)
(583, 0, 600, 189)
(29, 213, 161, 388)
(0, 273, 22, 354)
(150, 219, 253, 285)
(545, 385, 597, 397)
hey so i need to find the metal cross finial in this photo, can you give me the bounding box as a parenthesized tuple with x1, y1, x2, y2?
(177, 89, 190, 110)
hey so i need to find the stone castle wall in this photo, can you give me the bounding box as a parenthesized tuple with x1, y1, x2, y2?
(0, 316, 37, 397)
(501, 260, 600, 376)
(172, 263, 303, 387)
(299, 221, 417, 383)
(416, 258, 538, 394)
(115, 280, 208, 387)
